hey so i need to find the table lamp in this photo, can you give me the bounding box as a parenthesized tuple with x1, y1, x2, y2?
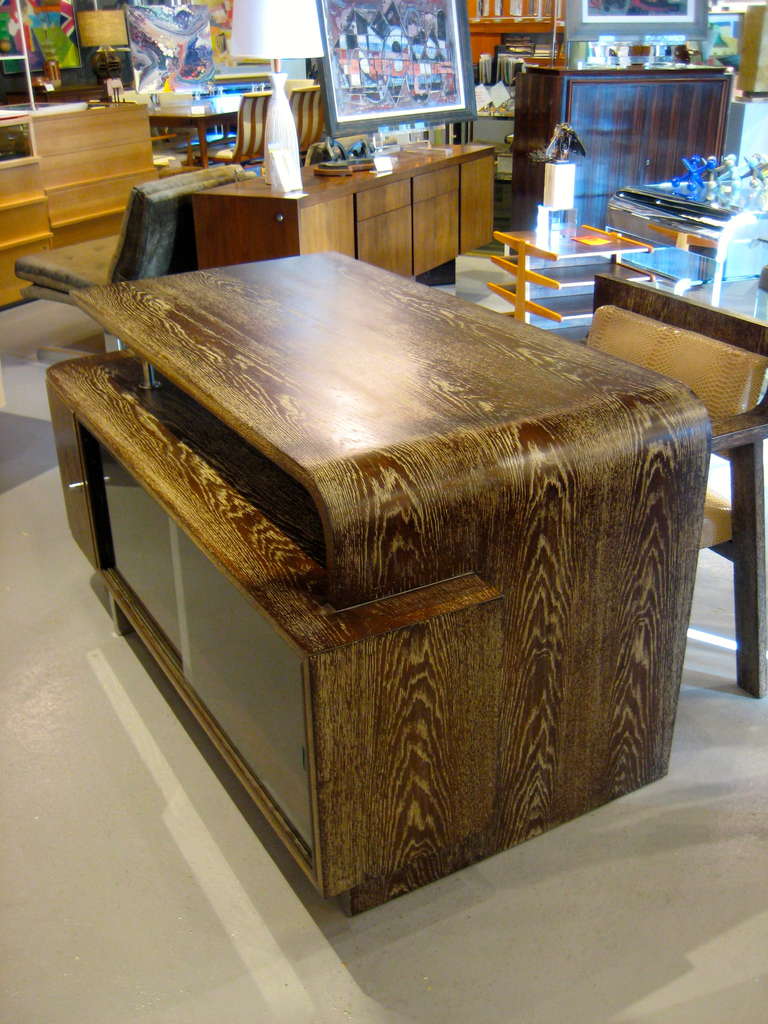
(229, 0, 323, 193)
(76, 8, 129, 83)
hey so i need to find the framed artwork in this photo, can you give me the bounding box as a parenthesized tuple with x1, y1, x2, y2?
(1, 0, 80, 74)
(706, 13, 742, 71)
(566, 0, 708, 42)
(314, 0, 476, 138)
(125, 4, 214, 93)
(203, 0, 233, 64)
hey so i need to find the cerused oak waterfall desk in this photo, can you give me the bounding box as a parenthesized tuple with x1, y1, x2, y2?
(48, 253, 709, 913)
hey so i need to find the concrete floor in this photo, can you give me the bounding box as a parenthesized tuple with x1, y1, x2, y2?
(1, 284, 768, 1024)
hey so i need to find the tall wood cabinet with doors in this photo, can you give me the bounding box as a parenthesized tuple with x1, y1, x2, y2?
(509, 66, 731, 230)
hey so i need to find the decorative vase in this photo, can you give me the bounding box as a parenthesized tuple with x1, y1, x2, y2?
(265, 71, 303, 194)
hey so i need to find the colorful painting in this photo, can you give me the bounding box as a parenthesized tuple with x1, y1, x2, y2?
(1, 0, 80, 73)
(204, 0, 232, 63)
(0, 0, 25, 60)
(316, 0, 475, 135)
(126, 4, 214, 93)
(567, 0, 707, 40)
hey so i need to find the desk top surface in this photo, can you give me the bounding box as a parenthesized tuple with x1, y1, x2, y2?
(71, 252, 709, 606)
(74, 252, 683, 481)
(195, 144, 494, 204)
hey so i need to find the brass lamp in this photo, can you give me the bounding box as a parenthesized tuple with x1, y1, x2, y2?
(76, 8, 128, 82)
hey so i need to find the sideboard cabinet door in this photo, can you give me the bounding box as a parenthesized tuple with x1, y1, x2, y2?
(412, 167, 459, 276)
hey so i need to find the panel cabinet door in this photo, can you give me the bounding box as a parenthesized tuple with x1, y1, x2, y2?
(357, 205, 413, 276)
(460, 156, 495, 252)
(566, 74, 729, 228)
(635, 79, 728, 184)
(413, 191, 459, 276)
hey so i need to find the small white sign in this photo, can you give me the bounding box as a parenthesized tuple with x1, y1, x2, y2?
(373, 155, 394, 173)
(489, 82, 511, 107)
(474, 84, 493, 110)
(191, 104, 206, 114)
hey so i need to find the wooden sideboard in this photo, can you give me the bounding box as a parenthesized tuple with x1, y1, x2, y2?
(192, 144, 495, 277)
(49, 253, 709, 912)
(510, 66, 731, 230)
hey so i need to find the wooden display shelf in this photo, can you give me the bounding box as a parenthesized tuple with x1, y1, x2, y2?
(31, 104, 156, 249)
(0, 142, 50, 305)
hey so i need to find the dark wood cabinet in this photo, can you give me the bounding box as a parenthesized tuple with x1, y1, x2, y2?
(510, 67, 731, 230)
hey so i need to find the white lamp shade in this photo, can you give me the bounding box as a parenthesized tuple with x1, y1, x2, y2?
(230, 0, 324, 59)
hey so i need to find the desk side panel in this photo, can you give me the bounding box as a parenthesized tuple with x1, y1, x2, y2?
(308, 590, 502, 898)
(298, 195, 355, 257)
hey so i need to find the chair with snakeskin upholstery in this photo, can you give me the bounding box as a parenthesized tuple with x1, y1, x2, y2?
(590, 276, 768, 697)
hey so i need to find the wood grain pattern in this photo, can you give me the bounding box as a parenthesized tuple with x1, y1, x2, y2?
(310, 591, 502, 896)
(297, 195, 355, 257)
(357, 205, 412, 276)
(57, 253, 711, 908)
(412, 165, 458, 203)
(355, 179, 410, 221)
(0, 156, 50, 304)
(39, 141, 156, 192)
(31, 105, 156, 249)
(47, 351, 498, 654)
(731, 444, 768, 697)
(511, 67, 729, 230)
(46, 381, 100, 568)
(32, 105, 154, 160)
(413, 190, 458, 276)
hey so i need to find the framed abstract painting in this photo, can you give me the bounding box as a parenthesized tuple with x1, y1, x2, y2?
(314, 0, 476, 137)
(125, 4, 214, 93)
(566, 0, 708, 42)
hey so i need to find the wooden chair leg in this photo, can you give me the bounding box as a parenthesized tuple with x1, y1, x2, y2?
(730, 441, 767, 697)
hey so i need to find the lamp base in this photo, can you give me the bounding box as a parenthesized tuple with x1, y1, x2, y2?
(92, 46, 122, 83)
(265, 71, 303, 194)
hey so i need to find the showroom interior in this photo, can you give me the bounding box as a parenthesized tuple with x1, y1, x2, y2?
(1, 0, 768, 1020)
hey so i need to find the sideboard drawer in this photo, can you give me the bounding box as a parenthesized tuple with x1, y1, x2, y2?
(356, 179, 410, 221)
(413, 166, 459, 203)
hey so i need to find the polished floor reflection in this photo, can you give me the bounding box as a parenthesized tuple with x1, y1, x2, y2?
(1, 285, 767, 1024)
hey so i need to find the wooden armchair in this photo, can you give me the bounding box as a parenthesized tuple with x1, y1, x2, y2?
(209, 93, 270, 166)
(592, 275, 768, 697)
(289, 85, 324, 154)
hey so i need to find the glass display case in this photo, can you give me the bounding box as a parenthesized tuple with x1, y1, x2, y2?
(0, 116, 32, 163)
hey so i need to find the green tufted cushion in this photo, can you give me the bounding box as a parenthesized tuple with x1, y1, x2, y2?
(15, 236, 118, 293)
